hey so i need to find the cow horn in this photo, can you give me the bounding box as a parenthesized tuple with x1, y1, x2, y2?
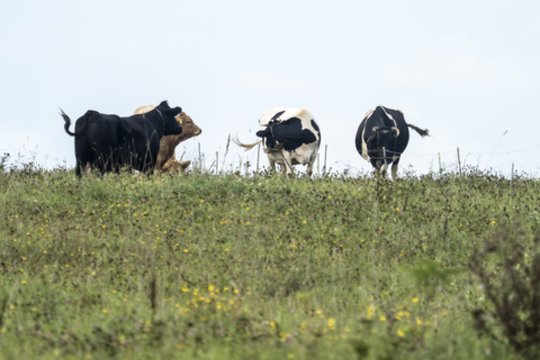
(392, 127, 400, 136)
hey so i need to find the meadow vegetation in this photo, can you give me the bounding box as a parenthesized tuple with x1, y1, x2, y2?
(0, 165, 539, 359)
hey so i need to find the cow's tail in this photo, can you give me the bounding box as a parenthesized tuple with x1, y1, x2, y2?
(407, 124, 429, 137)
(61, 109, 92, 137)
(60, 109, 76, 136)
(232, 136, 262, 150)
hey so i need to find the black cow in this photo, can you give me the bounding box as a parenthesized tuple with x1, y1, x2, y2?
(355, 105, 429, 179)
(62, 100, 183, 177)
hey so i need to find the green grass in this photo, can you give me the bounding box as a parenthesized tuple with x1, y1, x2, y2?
(1, 169, 539, 359)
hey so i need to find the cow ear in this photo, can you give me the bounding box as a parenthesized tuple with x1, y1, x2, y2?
(170, 106, 182, 116)
(158, 100, 170, 109)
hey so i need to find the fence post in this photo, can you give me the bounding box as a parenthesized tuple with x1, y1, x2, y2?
(457, 147, 462, 176)
(256, 142, 260, 173)
(215, 151, 219, 174)
(438, 153, 442, 175)
(198, 142, 202, 173)
(322, 144, 328, 175)
(511, 163, 515, 181)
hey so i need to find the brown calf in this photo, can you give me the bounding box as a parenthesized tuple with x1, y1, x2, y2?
(133, 105, 202, 172)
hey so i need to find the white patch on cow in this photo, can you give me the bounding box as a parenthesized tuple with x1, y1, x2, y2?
(360, 125, 369, 161)
(379, 105, 398, 128)
(360, 111, 372, 161)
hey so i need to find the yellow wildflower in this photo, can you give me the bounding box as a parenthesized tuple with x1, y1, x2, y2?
(280, 332, 291, 342)
(395, 310, 411, 320)
(366, 305, 376, 320)
(327, 318, 336, 331)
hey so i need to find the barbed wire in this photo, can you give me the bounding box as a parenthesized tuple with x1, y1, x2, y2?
(325, 142, 540, 158)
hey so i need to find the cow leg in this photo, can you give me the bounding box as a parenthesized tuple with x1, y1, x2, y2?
(281, 152, 295, 177)
(268, 159, 277, 173)
(391, 158, 400, 180)
(75, 161, 82, 177)
(379, 165, 388, 178)
(381, 147, 388, 178)
(278, 162, 287, 175)
(85, 163, 95, 176)
(155, 151, 165, 172)
(306, 163, 314, 177)
(304, 151, 318, 177)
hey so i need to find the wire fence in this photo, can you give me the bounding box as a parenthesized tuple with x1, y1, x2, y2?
(4, 137, 539, 178)
(185, 138, 540, 179)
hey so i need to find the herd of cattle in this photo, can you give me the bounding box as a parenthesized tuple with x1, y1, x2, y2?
(61, 101, 429, 178)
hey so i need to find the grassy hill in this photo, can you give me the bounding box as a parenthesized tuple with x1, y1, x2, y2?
(1, 169, 539, 359)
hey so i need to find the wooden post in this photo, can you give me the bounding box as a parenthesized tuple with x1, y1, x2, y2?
(323, 144, 328, 175)
(438, 153, 442, 174)
(457, 147, 462, 176)
(511, 163, 515, 181)
(198, 142, 202, 172)
(215, 151, 219, 174)
(256, 142, 260, 173)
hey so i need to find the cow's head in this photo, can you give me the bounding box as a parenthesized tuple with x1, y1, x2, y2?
(256, 123, 279, 149)
(156, 101, 183, 136)
(175, 112, 202, 139)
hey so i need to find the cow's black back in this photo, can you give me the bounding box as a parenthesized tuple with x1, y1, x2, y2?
(355, 105, 410, 170)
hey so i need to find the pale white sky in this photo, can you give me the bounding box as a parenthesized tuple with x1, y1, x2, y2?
(1, 0, 540, 176)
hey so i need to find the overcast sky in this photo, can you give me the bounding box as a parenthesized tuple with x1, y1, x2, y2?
(1, 0, 539, 176)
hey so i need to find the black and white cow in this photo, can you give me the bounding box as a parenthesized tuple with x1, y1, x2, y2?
(62, 100, 183, 177)
(355, 105, 429, 179)
(235, 107, 321, 176)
